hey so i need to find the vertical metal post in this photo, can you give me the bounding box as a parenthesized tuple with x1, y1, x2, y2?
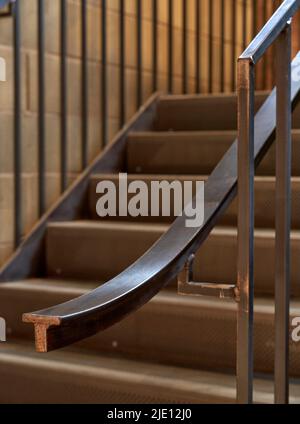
(152, 0, 158, 92)
(168, 0, 173, 93)
(182, 0, 187, 94)
(81, 0, 88, 169)
(13, 0, 21, 248)
(208, 0, 213, 93)
(237, 58, 255, 404)
(38, 0, 45, 216)
(196, 0, 201, 93)
(274, 23, 292, 405)
(119, 0, 125, 127)
(60, 0, 67, 192)
(136, 0, 142, 108)
(101, 0, 107, 147)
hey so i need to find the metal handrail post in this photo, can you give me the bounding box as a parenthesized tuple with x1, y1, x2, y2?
(237, 58, 255, 404)
(275, 22, 292, 404)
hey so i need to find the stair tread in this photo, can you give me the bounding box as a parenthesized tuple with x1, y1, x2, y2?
(2, 279, 300, 377)
(129, 130, 238, 138)
(1, 339, 299, 404)
(2, 278, 300, 313)
(90, 173, 300, 183)
(128, 129, 300, 137)
(158, 92, 268, 101)
(0, 278, 99, 294)
(47, 220, 170, 233)
(127, 129, 300, 176)
(45, 222, 300, 295)
(47, 221, 300, 239)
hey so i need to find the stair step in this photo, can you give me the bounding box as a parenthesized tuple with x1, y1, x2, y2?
(0, 279, 98, 341)
(155, 94, 267, 131)
(89, 174, 300, 229)
(46, 222, 300, 296)
(1, 281, 300, 378)
(46, 221, 165, 281)
(155, 93, 300, 131)
(127, 130, 300, 176)
(2, 340, 299, 404)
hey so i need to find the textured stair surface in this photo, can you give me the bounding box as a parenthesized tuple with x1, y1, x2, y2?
(127, 130, 300, 176)
(2, 92, 300, 404)
(155, 94, 300, 131)
(1, 280, 300, 376)
(154, 94, 267, 131)
(2, 341, 300, 404)
(46, 222, 300, 297)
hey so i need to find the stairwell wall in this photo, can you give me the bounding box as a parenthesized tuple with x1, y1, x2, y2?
(0, 0, 299, 266)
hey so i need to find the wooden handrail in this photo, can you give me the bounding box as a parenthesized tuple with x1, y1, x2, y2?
(23, 54, 300, 353)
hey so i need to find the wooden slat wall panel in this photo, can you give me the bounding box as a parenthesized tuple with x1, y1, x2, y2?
(0, 0, 300, 266)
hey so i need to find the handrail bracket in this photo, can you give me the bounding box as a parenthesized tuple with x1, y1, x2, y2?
(178, 255, 240, 302)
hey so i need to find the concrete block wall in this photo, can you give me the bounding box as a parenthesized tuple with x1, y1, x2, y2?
(0, 0, 298, 266)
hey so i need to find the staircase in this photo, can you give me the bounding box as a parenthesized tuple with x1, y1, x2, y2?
(1, 93, 300, 404)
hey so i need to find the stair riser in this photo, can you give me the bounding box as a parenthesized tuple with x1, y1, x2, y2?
(127, 132, 300, 176)
(1, 287, 300, 377)
(89, 176, 300, 229)
(46, 224, 300, 297)
(155, 94, 300, 131)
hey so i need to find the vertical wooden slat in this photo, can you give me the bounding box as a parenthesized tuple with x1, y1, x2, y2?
(119, 0, 126, 127)
(231, 0, 237, 92)
(13, 0, 22, 247)
(38, 0, 46, 216)
(81, 0, 88, 169)
(168, 0, 173, 93)
(208, 0, 213, 93)
(182, 0, 187, 93)
(220, 0, 225, 92)
(101, 0, 107, 146)
(152, 0, 158, 92)
(60, 0, 68, 192)
(242, 0, 247, 50)
(136, 0, 142, 108)
(196, 0, 201, 93)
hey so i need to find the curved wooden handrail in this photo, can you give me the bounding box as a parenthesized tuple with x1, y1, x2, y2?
(23, 54, 300, 353)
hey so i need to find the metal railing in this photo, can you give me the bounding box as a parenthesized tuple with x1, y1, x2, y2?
(0, 0, 285, 256)
(237, 0, 300, 404)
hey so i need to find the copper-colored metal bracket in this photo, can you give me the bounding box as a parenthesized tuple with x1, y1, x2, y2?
(178, 255, 240, 302)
